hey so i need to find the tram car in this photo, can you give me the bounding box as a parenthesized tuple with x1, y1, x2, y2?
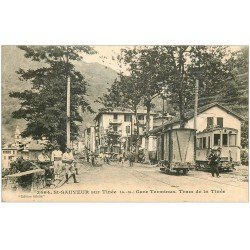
(156, 128, 196, 175)
(196, 127, 240, 171)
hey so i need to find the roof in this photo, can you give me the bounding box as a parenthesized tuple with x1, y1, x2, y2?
(150, 102, 245, 134)
(94, 108, 156, 121)
(26, 141, 45, 151)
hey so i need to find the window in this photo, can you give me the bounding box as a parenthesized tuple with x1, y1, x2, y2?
(217, 117, 223, 128)
(126, 126, 130, 134)
(197, 138, 202, 149)
(222, 134, 228, 146)
(214, 134, 220, 146)
(207, 117, 214, 128)
(113, 125, 118, 132)
(208, 136, 211, 148)
(138, 115, 144, 121)
(113, 114, 118, 119)
(202, 137, 206, 149)
(229, 134, 236, 146)
(124, 114, 131, 122)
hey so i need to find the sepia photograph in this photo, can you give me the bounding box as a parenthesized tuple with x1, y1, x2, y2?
(1, 45, 249, 202)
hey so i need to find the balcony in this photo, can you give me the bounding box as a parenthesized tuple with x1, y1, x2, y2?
(109, 119, 122, 125)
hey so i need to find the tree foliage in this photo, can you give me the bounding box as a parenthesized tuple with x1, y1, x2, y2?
(10, 46, 96, 150)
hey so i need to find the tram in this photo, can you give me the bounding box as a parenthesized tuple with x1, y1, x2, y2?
(156, 128, 196, 175)
(196, 127, 240, 171)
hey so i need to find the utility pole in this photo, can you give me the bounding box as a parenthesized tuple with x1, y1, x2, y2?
(130, 114, 133, 152)
(162, 98, 165, 133)
(194, 78, 199, 130)
(67, 76, 71, 148)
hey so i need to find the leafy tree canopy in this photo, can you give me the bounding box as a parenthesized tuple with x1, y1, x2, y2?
(10, 46, 96, 150)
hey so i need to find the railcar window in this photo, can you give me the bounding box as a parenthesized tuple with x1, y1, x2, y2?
(126, 126, 130, 134)
(229, 134, 236, 146)
(202, 137, 206, 148)
(214, 134, 220, 146)
(197, 138, 202, 149)
(223, 134, 228, 146)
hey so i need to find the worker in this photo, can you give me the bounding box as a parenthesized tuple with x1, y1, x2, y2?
(62, 148, 79, 183)
(38, 149, 53, 185)
(51, 145, 63, 180)
(208, 148, 221, 178)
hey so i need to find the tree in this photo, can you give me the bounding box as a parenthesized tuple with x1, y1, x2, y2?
(97, 72, 144, 160)
(10, 46, 96, 150)
(118, 47, 166, 162)
(104, 125, 122, 153)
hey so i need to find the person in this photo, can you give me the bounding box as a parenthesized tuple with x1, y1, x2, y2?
(208, 148, 221, 177)
(91, 153, 95, 166)
(62, 148, 79, 183)
(128, 151, 135, 167)
(38, 149, 53, 185)
(51, 145, 63, 180)
(105, 153, 110, 164)
(121, 152, 125, 166)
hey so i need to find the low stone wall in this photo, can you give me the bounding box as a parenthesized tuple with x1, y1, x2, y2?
(4, 169, 45, 192)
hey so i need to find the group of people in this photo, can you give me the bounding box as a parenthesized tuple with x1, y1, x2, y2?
(38, 145, 79, 184)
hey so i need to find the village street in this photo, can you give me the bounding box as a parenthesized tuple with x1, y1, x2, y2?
(52, 161, 248, 202)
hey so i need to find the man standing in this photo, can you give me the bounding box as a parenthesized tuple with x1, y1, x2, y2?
(38, 149, 53, 185)
(128, 151, 135, 167)
(208, 148, 221, 178)
(51, 145, 63, 180)
(62, 148, 79, 183)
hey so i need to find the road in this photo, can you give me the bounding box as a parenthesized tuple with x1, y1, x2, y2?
(54, 160, 248, 202)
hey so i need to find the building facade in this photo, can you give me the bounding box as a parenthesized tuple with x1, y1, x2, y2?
(94, 109, 155, 153)
(84, 126, 96, 153)
(151, 103, 244, 163)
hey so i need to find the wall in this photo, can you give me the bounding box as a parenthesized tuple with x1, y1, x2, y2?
(172, 106, 241, 147)
(2, 149, 18, 169)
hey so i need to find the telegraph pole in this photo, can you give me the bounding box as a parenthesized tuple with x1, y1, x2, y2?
(66, 76, 71, 148)
(194, 79, 199, 130)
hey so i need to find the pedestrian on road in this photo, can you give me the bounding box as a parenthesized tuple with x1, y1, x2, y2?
(62, 148, 79, 183)
(129, 151, 135, 167)
(91, 154, 95, 166)
(121, 152, 125, 166)
(105, 153, 110, 165)
(208, 148, 221, 177)
(51, 145, 63, 180)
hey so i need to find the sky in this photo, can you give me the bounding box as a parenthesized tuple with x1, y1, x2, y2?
(82, 45, 242, 73)
(82, 46, 133, 72)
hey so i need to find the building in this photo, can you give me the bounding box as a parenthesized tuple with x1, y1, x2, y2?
(84, 126, 96, 153)
(2, 145, 19, 169)
(23, 141, 45, 161)
(94, 109, 155, 153)
(2, 125, 47, 168)
(150, 103, 244, 162)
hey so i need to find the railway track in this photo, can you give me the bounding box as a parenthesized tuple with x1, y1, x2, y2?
(122, 166, 248, 191)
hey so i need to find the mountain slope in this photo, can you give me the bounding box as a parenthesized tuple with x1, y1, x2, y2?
(1, 46, 118, 142)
